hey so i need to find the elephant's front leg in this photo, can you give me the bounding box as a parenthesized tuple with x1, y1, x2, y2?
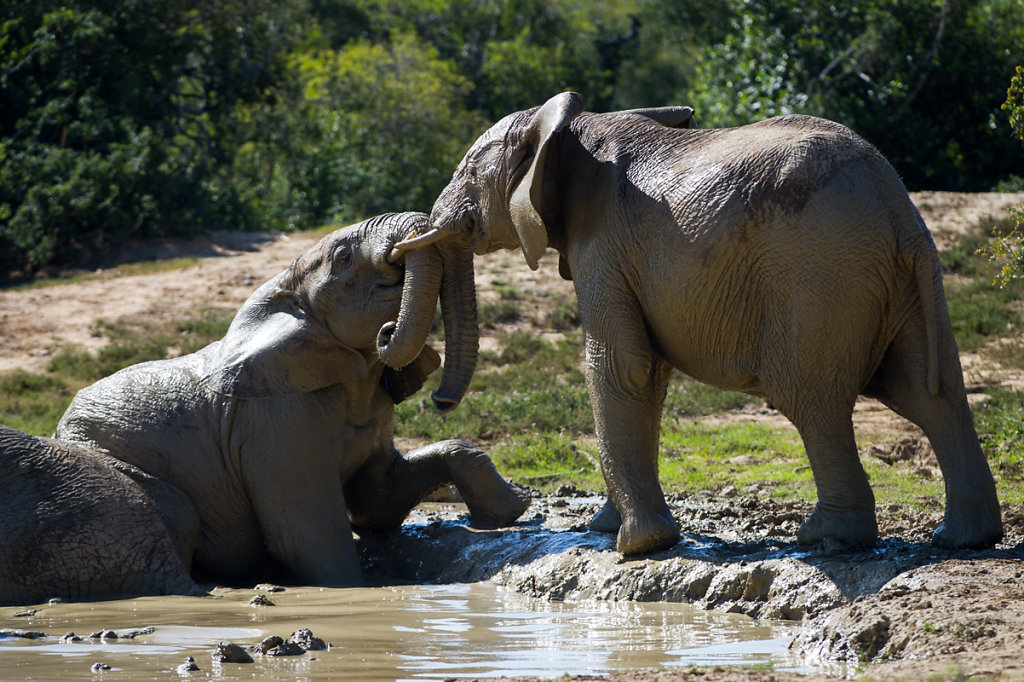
(346, 440, 530, 532)
(580, 300, 678, 555)
(247, 467, 365, 587)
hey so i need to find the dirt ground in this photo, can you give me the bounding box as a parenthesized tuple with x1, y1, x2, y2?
(2, 192, 1024, 681)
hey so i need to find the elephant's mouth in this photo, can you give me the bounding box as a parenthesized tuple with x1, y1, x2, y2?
(370, 240, 409, 301)
(371, 268, 405, 302)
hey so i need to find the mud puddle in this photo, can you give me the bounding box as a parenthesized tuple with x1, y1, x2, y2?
(2, 582, 805, 680)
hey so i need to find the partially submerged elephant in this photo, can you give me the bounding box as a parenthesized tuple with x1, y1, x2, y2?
(399, 92, 1002, 555)
(1, 212, 528, 603)
(0, 425, 200, 604)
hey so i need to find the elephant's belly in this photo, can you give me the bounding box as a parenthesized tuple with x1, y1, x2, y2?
(647, 316, 765, 396)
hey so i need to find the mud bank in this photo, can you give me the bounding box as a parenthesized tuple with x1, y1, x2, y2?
(360, 491, 1024, 680)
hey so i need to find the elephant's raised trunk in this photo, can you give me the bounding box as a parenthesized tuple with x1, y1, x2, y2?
(377, 232, 478, 414)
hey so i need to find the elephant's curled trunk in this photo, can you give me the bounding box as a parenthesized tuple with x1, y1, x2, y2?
(377, 246, 442, 369)
(376, 234, 478, 414)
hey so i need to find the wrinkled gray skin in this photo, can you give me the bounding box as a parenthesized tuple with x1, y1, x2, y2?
(52, 212, 529, 591)
(0, 425, 200, 605)
(427, 91, 1002, 555)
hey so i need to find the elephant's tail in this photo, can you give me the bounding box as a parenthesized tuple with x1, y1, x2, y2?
(915, 250, 940, 397)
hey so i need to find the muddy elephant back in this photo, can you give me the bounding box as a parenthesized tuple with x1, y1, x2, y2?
(0, 426, 198, 605)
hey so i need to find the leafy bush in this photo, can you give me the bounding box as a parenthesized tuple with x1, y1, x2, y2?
(981, 65, 1024, 285)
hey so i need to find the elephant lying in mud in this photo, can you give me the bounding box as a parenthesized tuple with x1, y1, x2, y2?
(0, 425, 201, 604)
(1, 212, 528, 604)
(399, 92, 1003, 555)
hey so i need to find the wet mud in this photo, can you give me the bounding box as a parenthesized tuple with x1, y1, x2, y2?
(3, 492, 1023, 681)
(359, 491, 1024, 681)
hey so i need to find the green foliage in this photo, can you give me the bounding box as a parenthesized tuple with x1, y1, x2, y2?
(492, 432, 599, 483)
(980, 65, 1024, 285)
(939, 225, 1024, 350)
(664, 376, 754, 418)
(688, 0, 1024, 191)
(4, 1, 1024, 277)
(0, 0, 301, 278)
(1006, 64, 1024, 145)
(238, 32, 485, 228)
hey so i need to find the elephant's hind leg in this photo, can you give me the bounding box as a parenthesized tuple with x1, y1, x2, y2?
(347, 441, 530, 532)
(866, 326, 1002, 548)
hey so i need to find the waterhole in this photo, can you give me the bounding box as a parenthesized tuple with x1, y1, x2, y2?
(2, 582, 806, 680)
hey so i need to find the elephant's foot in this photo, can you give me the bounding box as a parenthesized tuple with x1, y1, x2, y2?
(797, 503, 878, 546)
(447, 445, 531, 528)
(589, 498, 622, 533)
(616, 506, 679, 555)
(931, 497, 1003, 549)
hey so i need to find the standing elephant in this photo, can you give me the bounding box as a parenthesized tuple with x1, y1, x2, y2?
(48, 212, 528, 593)
(403, 91, 1002, 555)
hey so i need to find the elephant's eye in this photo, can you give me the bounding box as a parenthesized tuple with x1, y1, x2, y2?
(334, 246, 352, 267)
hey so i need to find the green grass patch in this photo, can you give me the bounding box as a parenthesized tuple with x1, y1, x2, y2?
(974, 388, 1024, 503)
(658, 422, 811, 498)
(47, 309, 234, 382)
(0, 370, 77, 436)
(396, 333, 593, 443)
(940, 224, 1024, 352)
(491, 432, 602, 487)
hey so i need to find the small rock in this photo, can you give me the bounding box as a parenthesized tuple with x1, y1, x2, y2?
(212, 641, 253, 664)
(254, 583, 285, 593)
(249, 594, 275, 607)
(267, 641, 305, 656)
(176, 656, 200, 673)
(290, 628, 328, 651)
(48, 597, 64, 605)
(0, 629, 46, 639)
(90, 662, 111, 672)
(120, 627, 156, 639)
(252, 635, 284, 655)
(90, 629, 117, 640)
(61, 632, 83, 643)
(12, 609, 38, 617)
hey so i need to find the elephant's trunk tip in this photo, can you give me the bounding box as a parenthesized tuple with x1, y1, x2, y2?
(431, 392, 461, 415)
(376, 321, 409, 368)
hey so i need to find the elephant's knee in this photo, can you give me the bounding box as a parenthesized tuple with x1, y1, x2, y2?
(587, 339, 654, 400)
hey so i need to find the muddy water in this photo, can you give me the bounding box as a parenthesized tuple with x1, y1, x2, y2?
(2, 582, 804, 680)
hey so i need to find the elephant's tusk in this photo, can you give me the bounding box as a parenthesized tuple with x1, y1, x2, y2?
(387, 228, 448, 263)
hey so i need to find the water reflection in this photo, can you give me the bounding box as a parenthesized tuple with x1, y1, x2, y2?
(1, 582, 804, 680)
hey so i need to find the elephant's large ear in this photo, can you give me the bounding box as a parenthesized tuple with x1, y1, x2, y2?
(201, 282, 370, 398)
(509, 92, 585, 270)
(380, 345, 441, 404)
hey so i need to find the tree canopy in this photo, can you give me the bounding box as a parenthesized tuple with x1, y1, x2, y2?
(2, 0, 1023, 277)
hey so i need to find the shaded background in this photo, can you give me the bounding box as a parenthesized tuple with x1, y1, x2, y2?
(2, 0, 1023, 277)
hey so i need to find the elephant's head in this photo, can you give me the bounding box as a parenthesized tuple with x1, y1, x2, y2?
(405, 92, 695, 271)
(204, 212, 477, 412)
